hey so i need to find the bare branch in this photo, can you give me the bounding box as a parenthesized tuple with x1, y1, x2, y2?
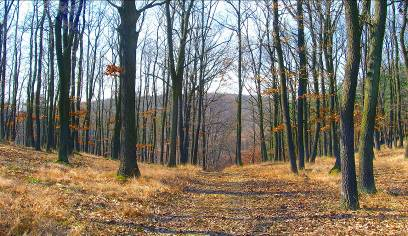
(138, 0, 165, 13)
(106, 0, 120, 9)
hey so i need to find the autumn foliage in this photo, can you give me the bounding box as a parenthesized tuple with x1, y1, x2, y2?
(104, 64, 123, 77)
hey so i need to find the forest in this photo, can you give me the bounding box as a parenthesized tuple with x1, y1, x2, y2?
(0, 0, 407, 235)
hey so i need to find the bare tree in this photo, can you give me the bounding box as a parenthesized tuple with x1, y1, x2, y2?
(272, 0, 298, 174)
(55, 0, 84, 163)
(339, 0, 367, 210)
(165, 0, 194, 167)
(358, 0, 387, 194)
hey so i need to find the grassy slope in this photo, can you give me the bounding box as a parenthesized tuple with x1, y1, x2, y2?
(0, 144, 407, 235)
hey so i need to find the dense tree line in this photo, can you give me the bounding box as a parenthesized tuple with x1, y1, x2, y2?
(0, 0, 407, 210)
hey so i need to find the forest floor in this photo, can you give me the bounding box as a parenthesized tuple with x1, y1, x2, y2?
(0, 143, 408, 235)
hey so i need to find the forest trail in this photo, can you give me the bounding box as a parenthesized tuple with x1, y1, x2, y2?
(135, 160, 408, 235)
(140, 170, 332, 235)
(1, 144, 408, 235)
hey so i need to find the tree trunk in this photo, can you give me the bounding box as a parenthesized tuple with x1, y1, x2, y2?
(235, 0, 243, 166)
(296, 0, 307, 169)
(160, 71, 169, 164)
(116, 0, 141, 177)
(111, 80, 121, 160)
(399, 1, 408, 155)
(339, 0, 363, 210)
(75, 6, 85, 152)
(322, 4, 340, 172)
(358, 0, 387, 193)
(306, 0, 320, 163)
(10, 1, 21, 142)
(358, 0, 386, 194)
(46, 0, 55, 152)
(272, 0, 297, 174)
(165, 0, 194, 167)
(35, 7, 46, 151)
(0, 0, 10, 140)
(25, 2, 37, 147)
(55, 0, 83, 163)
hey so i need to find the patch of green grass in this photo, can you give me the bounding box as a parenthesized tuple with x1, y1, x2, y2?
(329, 167, 341, 175)
(27, 176, 41, 184)
(116, 175, 127, 182)
(135, 226, 144, 232)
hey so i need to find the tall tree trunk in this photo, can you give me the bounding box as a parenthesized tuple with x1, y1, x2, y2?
(202, 101, 207, 170)
(192, 65, 203, 165)
(306, 0, 320, 163)
(165, 0, 194, 167)
(10, 0, 20, 142)
(322, 3, 340, 172)
(159, 69, 169, 164)
(272, 0, 297, 174)
(0, 0, 10, 140)
(55, 0, 83, 163)
(75, 5, 85, 152)
(319, 37, 328, 157)
(116, 0, 142, 177)
(70, 32, 80, 153)
(25, 2, 37, 147)
(178, 86, 187, 164)
(35, 6, 46, 151)
(235, 0, 243, 166)
(192, 0, 207, 165)
(296, 0, 307, 169)
(399, 1, 408, 155)
(55, 1, 71, 162)
(46, 0, 55, 152)
(273, 80, 280, 161)
(111, 80, 121, 160)
(256, 78, 267, 162)
(358, 0, 387, 194)
(339, 0, 363, 210)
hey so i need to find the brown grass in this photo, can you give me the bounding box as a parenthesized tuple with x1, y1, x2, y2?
(0, 144, 197, 235)
(1, 144, 408, 235)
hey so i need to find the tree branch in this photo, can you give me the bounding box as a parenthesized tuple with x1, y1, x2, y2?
(138, 0, 165, 13)
(106, 0, 120, 9)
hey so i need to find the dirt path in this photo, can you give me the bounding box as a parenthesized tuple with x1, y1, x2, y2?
(129, 162, 408, 235)
(129, 169, 341, 235)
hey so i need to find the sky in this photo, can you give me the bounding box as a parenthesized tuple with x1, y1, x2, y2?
(11, 0, 243, 100)
(1, 0, 335, 105)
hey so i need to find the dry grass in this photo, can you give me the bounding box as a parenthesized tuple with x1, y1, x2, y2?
(1, 143, 408, 235)
(0, 144, 197, 235)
